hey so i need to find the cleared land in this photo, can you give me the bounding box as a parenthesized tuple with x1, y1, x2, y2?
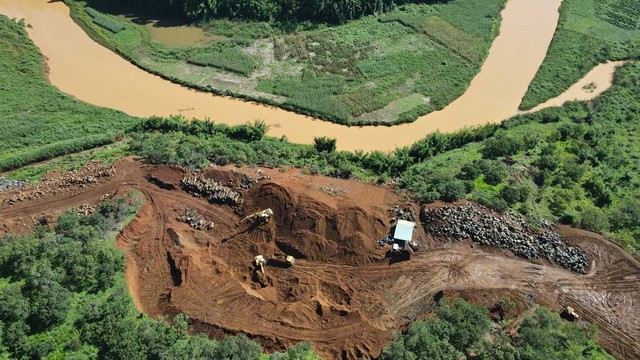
(520, 0, 640, 110)
(66, 0, 505, 124)
(1, 158, 638, 359)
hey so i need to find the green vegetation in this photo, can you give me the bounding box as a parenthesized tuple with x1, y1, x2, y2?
(86, 7, 125, 33)
(520, 0, 640, 110)
(0, 16, 134, 172)
(186, 41, 257, 76)
(0, 196, 320, 359)
(65, 0, 505, 124)
(109, 0, 431, 24)
(381, 298, 613, 360)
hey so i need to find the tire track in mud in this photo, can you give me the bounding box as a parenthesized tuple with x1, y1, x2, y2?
(1, 158, 638, 359)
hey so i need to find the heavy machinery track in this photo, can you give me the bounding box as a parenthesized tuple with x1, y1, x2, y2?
(1, 158, 638, 359)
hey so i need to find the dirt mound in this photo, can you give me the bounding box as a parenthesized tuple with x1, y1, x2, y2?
(1, 159, 639, 360)
(243, 182, 388, 265)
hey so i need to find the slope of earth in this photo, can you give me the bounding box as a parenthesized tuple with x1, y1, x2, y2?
(1, 158, 638, 359)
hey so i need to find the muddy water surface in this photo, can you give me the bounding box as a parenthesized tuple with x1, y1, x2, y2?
(0, 0, 580, 151)
(529, 61, 626, 112)
(122, 16, 224, 47)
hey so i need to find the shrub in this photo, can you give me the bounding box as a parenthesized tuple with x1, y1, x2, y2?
(314, 137, 337, 153)
(576, 206, 610, 232)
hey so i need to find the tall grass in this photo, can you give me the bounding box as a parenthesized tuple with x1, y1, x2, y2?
(0, 16, 134, 169)
(85, 7, 125, 33)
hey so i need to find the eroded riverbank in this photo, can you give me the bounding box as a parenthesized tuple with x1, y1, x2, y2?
(0, 0, 607, 151)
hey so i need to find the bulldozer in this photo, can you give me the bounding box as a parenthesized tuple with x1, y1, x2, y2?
(240, 208, 273, 225)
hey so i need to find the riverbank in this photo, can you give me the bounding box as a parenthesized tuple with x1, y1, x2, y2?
(520, 0, 640, 110)
(64, 0, 506, 125)
(0, 0, 566, 152)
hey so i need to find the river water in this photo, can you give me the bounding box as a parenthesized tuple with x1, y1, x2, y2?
(0, 0, 618, 151)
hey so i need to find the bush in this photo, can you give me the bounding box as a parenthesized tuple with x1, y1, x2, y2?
(576, 206, 610, 232)
(481, 133, 524, 158)
(500, 184, 528, 205)
(314, 136, 337, 153)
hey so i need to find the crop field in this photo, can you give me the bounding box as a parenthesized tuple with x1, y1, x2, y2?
(0, 17, 134, 172)
(67, 0, 505, 124)
(520, 0, 640, 110)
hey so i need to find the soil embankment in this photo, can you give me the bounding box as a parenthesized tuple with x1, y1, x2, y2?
(0, 0, 579, 152)
(1, 158, 639, 359)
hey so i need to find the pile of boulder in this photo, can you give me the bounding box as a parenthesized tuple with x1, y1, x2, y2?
(0, 179, 27, 192)
(181, 176, 242, 205)
(421, 203, 588, 273)
(3, 162, 116, 205)
(390, 205, 417, 222)
(75, 204, 96, 216)
(235, 170, 272, 190)
(178, 208, 214, 230)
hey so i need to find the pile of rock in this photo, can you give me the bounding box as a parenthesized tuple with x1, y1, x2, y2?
(3, 162, 116, 205)
(75, 204, 96, 216)
(181, 176, 242, 205)
(61, 161, 115, 187)
(236, 170, 272, 190)
(178, 208, 214, 230)
(421, 203, 588, 273)
(0, 179, 27, 192)
(391, 205, 417, 222)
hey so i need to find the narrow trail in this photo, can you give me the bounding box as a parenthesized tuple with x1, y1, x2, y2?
(1, 0, 614, 152)
(1, 159, 638, 359)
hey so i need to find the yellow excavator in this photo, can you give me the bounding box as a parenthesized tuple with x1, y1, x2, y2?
(240, 208, 274, 225)
(254, 254, 295, 274)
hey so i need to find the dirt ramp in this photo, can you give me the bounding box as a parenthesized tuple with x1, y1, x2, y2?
(244, 182, 388, 265)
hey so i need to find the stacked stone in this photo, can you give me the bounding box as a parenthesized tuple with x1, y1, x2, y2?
(0, 179, 27, 192)
(421, 204, 588, 273)
(178, 208, 214, 230)
(180, 176, 242, 205)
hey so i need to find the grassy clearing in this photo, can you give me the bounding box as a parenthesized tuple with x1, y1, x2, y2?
(520, 0, 640, 110)
(66, 0, 505, 124)
(0, 16, 135, 172)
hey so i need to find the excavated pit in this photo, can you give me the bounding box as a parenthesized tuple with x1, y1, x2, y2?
(1, 158, 639, 360)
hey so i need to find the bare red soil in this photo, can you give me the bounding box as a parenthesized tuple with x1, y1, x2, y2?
(1, 158, 638, 359)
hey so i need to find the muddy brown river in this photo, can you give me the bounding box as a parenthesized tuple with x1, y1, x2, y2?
(0, 0, 620, 151)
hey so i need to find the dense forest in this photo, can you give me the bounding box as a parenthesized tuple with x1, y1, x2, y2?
(110, 0, 434, 23)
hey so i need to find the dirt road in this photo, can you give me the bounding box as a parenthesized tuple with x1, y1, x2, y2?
(1, 159, 638, 359)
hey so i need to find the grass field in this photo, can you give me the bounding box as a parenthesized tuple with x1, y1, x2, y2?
(0, 16, 135, 172)
(66, 0, 505, 124)
(520, 0, 640, 110)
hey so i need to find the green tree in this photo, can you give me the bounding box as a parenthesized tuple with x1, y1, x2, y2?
(314, 136, 337, 153)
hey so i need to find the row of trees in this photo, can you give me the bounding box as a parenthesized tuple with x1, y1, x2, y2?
(106, 0, 434, 23)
